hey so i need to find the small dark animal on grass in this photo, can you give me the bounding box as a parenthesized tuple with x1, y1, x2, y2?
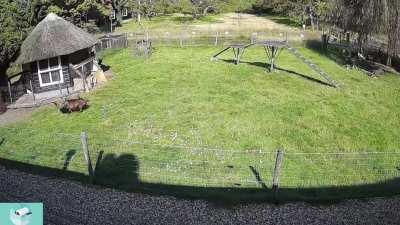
(53, 98, 89, 113)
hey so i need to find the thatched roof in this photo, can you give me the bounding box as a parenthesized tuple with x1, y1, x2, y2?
(16, 13, 99, 64)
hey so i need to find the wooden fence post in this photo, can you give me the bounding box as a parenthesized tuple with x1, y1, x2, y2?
(81, 132, 94, 183)
(272, 149, 284, 202)
(29, 80, 36, 102)
(57, 82, 63, 96)
(7, 81, 12, 103)
(70, 64, 88, 92)
(179, 35, 183, 48)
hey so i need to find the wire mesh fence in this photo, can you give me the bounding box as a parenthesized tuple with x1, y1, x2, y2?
(281, 152, 400, 188)
(96, 29, 317, 52)
(1, 127, 399, 198)
(90, 138, 275, 188)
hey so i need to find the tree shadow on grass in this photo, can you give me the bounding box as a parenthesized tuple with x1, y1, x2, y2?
(94, 151, 139, 189)
(172, 15, 223, 24)
(1, 154, 400, 205)
(304, 39, 352, 66)
(305, 39, 400, 73)
(269, 17, 302, 28)
(220, 59, 334, 87)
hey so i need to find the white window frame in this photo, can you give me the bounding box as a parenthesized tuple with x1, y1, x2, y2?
(37, 56, 64, 87)
(123, 8, 128, 17)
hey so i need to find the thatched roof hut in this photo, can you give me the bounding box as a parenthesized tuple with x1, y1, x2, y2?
(16, 13, 98, 64)
(16, 13, 99, 94)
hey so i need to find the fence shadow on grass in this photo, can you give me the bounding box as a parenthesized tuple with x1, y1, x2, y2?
(1, 155, 400, 205)
(94, 151, 140, 189)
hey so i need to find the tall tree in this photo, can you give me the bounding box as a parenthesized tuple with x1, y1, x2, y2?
(329, 0, 386, 53)
(386, 0, 400, 65)
(0, 0, 31, 83)
(112, 0, 131, 25)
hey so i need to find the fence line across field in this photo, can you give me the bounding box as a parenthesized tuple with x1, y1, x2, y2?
(97, 30, 297, 51)
(94, 138, 274, 155)
(0, 129, 399, 199)
(1, 127, 399, 156)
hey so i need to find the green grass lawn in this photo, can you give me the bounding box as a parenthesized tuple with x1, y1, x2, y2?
(1, 45, 400, 202)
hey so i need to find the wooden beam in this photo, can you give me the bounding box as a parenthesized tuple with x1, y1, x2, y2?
(69, 64, 89, 92)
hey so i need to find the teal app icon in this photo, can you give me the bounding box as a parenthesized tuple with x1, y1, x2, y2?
(0, 203, 43, 225)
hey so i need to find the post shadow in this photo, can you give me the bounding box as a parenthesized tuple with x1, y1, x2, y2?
(249, 166, 268, 189)
(62, 150, 77, 171)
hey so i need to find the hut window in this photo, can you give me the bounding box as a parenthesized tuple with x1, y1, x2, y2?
(123, 8, 128, 17)
(111, 10, 116, 19)
(37, 56, 64, 87)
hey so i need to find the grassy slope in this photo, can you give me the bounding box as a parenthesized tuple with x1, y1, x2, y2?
(1, 46, 400, 201)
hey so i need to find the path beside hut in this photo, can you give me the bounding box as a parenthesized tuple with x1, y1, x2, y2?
(0, 108, 35, 126)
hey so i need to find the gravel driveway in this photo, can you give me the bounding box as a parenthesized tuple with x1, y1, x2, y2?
(0, 165, 399, 225)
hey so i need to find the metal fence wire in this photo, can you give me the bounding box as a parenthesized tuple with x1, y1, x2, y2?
(1, 128, 399, 194)
(97, 30, 310, 51)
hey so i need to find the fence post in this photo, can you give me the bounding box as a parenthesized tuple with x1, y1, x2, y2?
(215, 32, 219, 46)
(272, 149, 284, 202)
(81, 132, 94, 183)
(29, 80, 36, 102)
(58, 82, 63, 96)
(7, 81, 12, 103)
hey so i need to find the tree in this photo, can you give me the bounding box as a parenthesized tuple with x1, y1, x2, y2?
(329, 0, 386, 53)
(26, 0, 109, 25)
(111, 0, 131, 25)
(0, 0, 31, 108)
(190, 0, 217, 18)
(0, 0, 31, 83)
(127, 0, 157, 22)
(386, 0, 400, 65)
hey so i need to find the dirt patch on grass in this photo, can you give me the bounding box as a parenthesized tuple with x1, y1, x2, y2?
(192, 13, 297, 33)
(189, 13, 319, 41)
(119, 13, 319, 41)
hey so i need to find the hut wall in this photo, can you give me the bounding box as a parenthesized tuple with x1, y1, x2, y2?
(68, 48, 95, 79)
(26, 55, 73, 93)
(68, 49, 90, 67)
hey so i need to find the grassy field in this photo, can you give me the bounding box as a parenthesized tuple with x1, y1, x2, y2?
(116, 14, 223, 33)
(1, 45, 400, 202)
(115, 13, 318, 42)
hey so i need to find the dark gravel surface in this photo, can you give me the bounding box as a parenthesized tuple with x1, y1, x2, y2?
(0, 165, 399, 225)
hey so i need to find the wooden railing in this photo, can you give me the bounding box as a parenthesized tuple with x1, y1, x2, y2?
(5, 72, 26, 103)
(73, 57, 95, 77)
(69, 63, 90, 93)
